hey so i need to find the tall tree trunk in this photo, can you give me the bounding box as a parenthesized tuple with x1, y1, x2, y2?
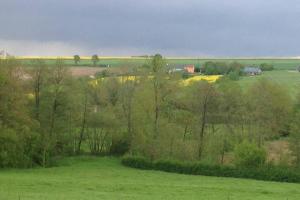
(34, 77, 40, 120)
(183, 124, 188, 141)
(154, 81, 159, 139)
(49, 97, 58, 137)
(76, 93, 88, 154)
(198, 96, 208, 160)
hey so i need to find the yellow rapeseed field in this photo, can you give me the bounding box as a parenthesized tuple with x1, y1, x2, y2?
(181, 75, 222, 86)
(89, 75, 221, 87)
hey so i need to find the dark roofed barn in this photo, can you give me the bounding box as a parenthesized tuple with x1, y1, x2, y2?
(243, 67, 262, 76)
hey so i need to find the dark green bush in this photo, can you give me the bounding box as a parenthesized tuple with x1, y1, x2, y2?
(194, 66, 201, 73)
(0, 128, 40, 168)
(122, 155, 153, 169)
(110, 139, 130, 156)
(121, 156, 300, 183)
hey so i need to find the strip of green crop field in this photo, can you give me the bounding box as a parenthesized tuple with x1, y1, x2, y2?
(7, 56, 300, 70)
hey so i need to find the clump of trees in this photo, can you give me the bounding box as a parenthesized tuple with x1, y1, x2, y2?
(201, 61, 275, 78)
(0, 55, 300, 171)
(201, 61, 244, 75)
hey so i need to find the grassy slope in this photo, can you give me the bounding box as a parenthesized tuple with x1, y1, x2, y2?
(0, 157, 299, 200)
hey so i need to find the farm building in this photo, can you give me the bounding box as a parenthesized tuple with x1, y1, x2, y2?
(243, 66, 262, 76)
(0, 50, 10, 59)
(184, 65, 195, 73)
(167, 64, 184, 73)
(168, 64, 195, 73)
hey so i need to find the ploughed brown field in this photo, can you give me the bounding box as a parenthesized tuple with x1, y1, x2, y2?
(69, 67, 106, 77)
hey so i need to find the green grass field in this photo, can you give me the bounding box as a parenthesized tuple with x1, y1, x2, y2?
(239, 70, 300, 96)
(0, 156, 299, 200)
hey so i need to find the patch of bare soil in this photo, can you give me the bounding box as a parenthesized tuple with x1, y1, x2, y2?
(69, 66, 106, 77)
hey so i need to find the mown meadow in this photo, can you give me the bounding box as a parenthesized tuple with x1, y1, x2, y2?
(0, 156, 300, 200)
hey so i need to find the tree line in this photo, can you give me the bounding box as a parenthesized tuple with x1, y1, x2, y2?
(74, 54, 100, 66)
(0, 55, 299, 169)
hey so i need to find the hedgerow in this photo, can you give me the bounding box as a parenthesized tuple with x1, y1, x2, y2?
(121, 156, 300, 183)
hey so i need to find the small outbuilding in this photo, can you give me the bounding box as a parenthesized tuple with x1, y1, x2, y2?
(243, 66, 262, 76)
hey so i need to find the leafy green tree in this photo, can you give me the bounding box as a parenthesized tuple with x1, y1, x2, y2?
(228, 62, 244, 74)
(86, 107, 119, 154)
(85, 78, 121, 155)
(246, 79, 292, 146)
(38, 60, 72, 166)
(189, 81, 219, 160)
(74, 55, 80, 65)
(290, 112, 300, 167)
(28, 59, 49, 120)
(0, 59, 38, 167)
(217, 79, 245, 135)
(120, 76, 138, 142)
(151, 54, 166, 138)
(92, 54, 99, 66)
(290, 93, 300, 167)
(62, 78, 90, 155)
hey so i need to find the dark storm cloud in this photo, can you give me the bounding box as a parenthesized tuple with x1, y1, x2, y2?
(1, 0, 300, 56)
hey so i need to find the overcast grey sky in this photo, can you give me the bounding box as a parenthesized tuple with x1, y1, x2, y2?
(1, 0, 300, 56)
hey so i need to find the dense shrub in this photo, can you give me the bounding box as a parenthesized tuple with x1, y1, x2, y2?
(0, 127, 40, 168)
(234, 142, 267, 168)
(110, 139, 130, 156)
(260, 63, 274, 71)
(227, 71, 240, 81)
(0, 128, 20, 167)
(121, 156, 300, 183)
